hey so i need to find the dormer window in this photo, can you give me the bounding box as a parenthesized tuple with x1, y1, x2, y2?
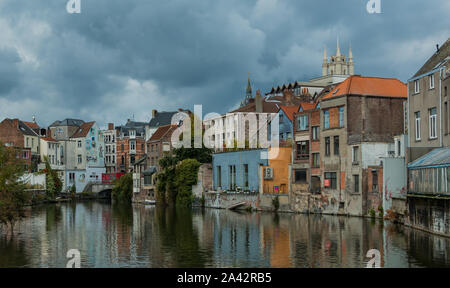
(129, 130, 136, 137)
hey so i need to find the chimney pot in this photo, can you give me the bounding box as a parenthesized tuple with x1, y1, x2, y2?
(152, 109, 157, 118)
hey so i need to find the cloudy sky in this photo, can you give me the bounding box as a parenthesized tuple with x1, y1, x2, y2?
(0, 0, 449, 128)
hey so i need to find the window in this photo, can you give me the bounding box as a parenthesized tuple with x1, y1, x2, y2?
(130, 130, 136, 137)
(78, 141, 82, 148)
(324, 110, 330, 129)
(429, 74, 435, 89)
(141, 144, 144, 151)
(243, 164, 249, 188)
(415, 111, 421, 140)
(445, 86, 448, 97)
(22, 151, 29, 159)
(229, 165, 236, 190)
(354, 175, 359, 193)
(325, 137, 330, 156)
(312, 126, 319, 141)
(296, 141, 309, 160)
(77, 154, 82, 164)
(429, 108, 437, 139)
(334, 136, 340, 156)
(121, 156, 125, 165)
(217, 166, 222, 187)
(312, 153, 320, 168)
(121, 144, 124, 152)
(372, 170, 379, 192)
(352, 146, 359, 163)
(279, 114, 284, 123)
(339, 107, 345, 127)
(397, 140, 401, 157)
(414, 79, 420, 94)
(294, 169, 307, 183)
(324, 172, 337, 189)
(297, 115, 309, 131)
(26, 138, 29, 147)
(130, 141, 136, 150)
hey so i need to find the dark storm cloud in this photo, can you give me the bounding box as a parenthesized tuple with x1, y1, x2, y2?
(0, 0, 448, 127)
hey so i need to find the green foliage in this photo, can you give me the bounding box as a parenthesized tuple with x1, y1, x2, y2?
(0, 143, 29, 234)
(369, 208, 376, 218)
(272, 196, 280, 212)
(70, 184, 76, 196)
(112, 173, 133, 203)
(43, 156, 62, 200)
(378, 205, 384, 218)
(175, 159, 201, 207)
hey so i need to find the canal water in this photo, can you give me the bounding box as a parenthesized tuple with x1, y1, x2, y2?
(0, 201, 448, 268)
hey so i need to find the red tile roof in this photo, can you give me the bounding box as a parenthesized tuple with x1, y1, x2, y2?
(279, 105, 300, 122)
(322, 75, 407, 101)
(71, 122, 95, 138)
(149, 124, 177, 142)
(41, 137, 58, 142)
(299, 102, 316, 111)
(23, 121, 40, 130)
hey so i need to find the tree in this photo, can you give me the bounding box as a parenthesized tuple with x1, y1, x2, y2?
(112, 173, 133, 203)
(0, 143, 29, 235)
(175, 159, 201, 207)
(42, 156, 62, 200)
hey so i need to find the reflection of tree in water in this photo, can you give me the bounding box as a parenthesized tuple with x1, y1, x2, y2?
(0, 235, 30, 268)
(45, 204, 62, 231)
(155, 206, 211, 268)
(112, 202, 133, 227)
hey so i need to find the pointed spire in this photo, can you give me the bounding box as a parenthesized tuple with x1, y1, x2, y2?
(246, 73, 252, 99)
(336, 36, 341, 57)
(323, 46, 327, 63)
(349, 43, 353, 60)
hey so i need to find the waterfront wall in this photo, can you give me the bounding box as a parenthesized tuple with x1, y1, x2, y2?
(407, 197, 450, 236)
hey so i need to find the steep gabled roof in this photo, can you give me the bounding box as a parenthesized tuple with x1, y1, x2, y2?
(49, 118, 85, 127)
(279, 105, 300, 122)
(17, 120, 39, 136)
(322, 75, 407, 101)
(299, 102, 316, 111)
(148, 124, 177, 142)
(149, 111, 182, 127)
(413, 38, 450, 78)
(23, 121, 40, 130)
(71, 122, 95, 138)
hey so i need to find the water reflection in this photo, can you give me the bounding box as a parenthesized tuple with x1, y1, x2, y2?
(0, 201, 448, 268)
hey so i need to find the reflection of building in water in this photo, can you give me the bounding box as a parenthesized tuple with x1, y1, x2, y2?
(212, 212, 269, 267)
(260, 215, 292, 268)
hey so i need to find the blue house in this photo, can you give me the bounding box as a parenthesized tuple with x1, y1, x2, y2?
(212, 149, 268, 192)
(278, 106, 299, 142)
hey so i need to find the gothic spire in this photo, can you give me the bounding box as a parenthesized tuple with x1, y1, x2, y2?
(246, 73, 252, 99)
(336, 36, 341, 57)
(349, 43, 353, 60)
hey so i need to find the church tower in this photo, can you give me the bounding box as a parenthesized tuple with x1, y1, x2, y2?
(321, 38, 354, 77)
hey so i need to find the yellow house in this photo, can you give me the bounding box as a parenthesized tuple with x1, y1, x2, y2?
(262, 147, 292, 194)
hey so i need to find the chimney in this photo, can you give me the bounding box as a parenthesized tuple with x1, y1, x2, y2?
(152, 109, 157, 118)
(436, 44, 440, 53)
(255, 90, 263, 113)
(108, 123, 114, 130)
(283, 89, 294, 104)
(32, 116, 36, 123)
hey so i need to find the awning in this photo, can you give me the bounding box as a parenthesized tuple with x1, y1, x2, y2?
(143, 166, 157, 176)
(408, 147, 450, 170)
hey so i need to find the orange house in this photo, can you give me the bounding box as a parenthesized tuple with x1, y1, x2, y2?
(262, 147, 292, 194)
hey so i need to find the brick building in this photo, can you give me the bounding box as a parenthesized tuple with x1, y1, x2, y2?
(319, 75, 407, 216)
(0, 118, 41, 172)
(116, 120, 146, 173)
(147, 124, 178, 169)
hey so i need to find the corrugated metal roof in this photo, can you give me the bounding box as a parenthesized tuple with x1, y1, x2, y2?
(408, 147, 450, 169)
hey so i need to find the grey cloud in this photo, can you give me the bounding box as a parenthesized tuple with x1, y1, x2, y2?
(0, 0, 448, 128)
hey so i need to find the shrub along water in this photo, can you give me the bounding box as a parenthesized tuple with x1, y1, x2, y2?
(112, 173, 133, 203)
(0, 142, 29, 235)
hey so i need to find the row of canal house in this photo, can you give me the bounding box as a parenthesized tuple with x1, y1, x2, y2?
(210, 75, 409, 216)
(406, 38, 450, 236)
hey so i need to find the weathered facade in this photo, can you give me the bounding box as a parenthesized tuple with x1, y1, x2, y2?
(319, 76, 407, 216)
(103, 123, 117, 173)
